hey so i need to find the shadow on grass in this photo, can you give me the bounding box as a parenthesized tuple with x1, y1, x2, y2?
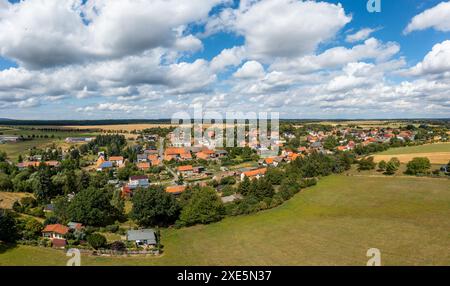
(0, 242, 18, 254)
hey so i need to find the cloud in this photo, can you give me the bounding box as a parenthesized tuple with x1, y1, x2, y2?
(77, 103, 146, 113)
(270, 38, 400, 73)
(233, 61, 265, 79)
(210, 46, 246, 72)
(0, 0, 224, 69)
(207, 0, 351, 61)
(346, 28, 377, 43)
(405, 1, 450, 34)
(406, 40, 450, 77)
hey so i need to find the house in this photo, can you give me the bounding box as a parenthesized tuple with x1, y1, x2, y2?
(129, 175, 149, 189)
(214, 150, 228, 158)
(166, 185, 186, 195)
(127, 229, 157, 248)
(0, 135, 20, 143)
(148, 155, 161, 166)
(109, 156, 124, 166)
(137, 162, 150, 171)
(97, 161, 113, 171)
(65, 137, 94, 143)
(297, 146, 307, 153)
(241, 168, 267, 181)
(42, 224, 69, 247)
(177, 165, 193, 175)
(262, 157, 280, 167)
(193, 166, 205, 173)
(96, 156, 112, 171)
(137, 154, 148, 163)
(17, 161, 60, 170)
(196, 151, 210, 160)
(67, 222, 83, 231)
(164, 147, 191, 161)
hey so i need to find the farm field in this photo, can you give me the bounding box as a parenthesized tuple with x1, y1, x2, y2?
(0, 126, 98, 161)
(0, 192, 33, 209)
(1, 174, 449, 266)
(373, 143, 450, 164)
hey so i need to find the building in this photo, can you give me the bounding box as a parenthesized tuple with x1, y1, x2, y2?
(42, 224, 69, 247)
(241, 168, 267, 181)
(67, 222, 83, 231)
(129, 175, 149, 189)
(0, 135, 20, 143)
(126, 229, 157, 248)
(65, 137, 94, 143)
(137, 162, 150, 171)
(166, 185, 186, 195)
(17, 161, 60, 170)
(177, 165, 193, 175)
(109, 156, 124, 166)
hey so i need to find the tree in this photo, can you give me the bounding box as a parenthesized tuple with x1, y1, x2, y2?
(0, 173, 13, 191)
(31, 167, 58, 204)
(249, 178, 275, 199)
(87, 233, 107, 249)
(378, 160, 387, 171)
(406, 157, 431, 175)
(178, 187, 225, 226)
(110, 241, 126, 251)
(358, 157, 376, 171)
(237, 176, 251, 195)
(384, 158, 400, 175)
(67, 187, 120, 226)
(323, 136, 338, 150)
(265, 167, 284, 185)
(130, 186, 180, 227)
(53, 196, 71, 223)
(0, 210, 19, 243)
(21, 218, 43, 240)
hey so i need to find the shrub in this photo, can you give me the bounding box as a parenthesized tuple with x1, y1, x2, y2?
(406, 157, 431, 175)
(105, 224, 119, 233)
(87, 233, 107, 250)
(110, 241, 126, 252)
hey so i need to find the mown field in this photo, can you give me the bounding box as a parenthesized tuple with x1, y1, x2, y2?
(0, 126, 98, 161)
(1, 174, 449, 266)
(0, 192, 33, 209)
(373, 143, 450, 164)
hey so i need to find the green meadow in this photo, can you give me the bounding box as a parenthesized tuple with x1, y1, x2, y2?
(1, 174, 449, 266)
(378, 143, 450, 155)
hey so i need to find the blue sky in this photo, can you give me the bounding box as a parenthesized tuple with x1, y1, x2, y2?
(0, 0, 449, 119)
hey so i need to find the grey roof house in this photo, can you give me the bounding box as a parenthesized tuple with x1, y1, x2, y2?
(127, 229, 157, 246)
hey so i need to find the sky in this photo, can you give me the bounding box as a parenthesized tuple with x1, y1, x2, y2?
(0, 0, 449, 120)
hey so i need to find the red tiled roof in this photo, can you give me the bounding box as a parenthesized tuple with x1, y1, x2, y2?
(43, 224, 69, 235)
(178, 165, 193, 172)
(166, 185, 186, 194)
(109, 156, 124, 161)
(137, 162, 150, 170)
(243, 168, 267, 177)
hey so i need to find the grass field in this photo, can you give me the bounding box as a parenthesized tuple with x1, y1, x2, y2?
(378, 143, 450, 155)
(1, 174, 449, 266)
(373, 143, 450, 164)
(0, 192, 33, 209)
(0, 126, 98, 161)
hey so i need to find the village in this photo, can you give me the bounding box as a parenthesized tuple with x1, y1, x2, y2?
(0, 121, 449, 256)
